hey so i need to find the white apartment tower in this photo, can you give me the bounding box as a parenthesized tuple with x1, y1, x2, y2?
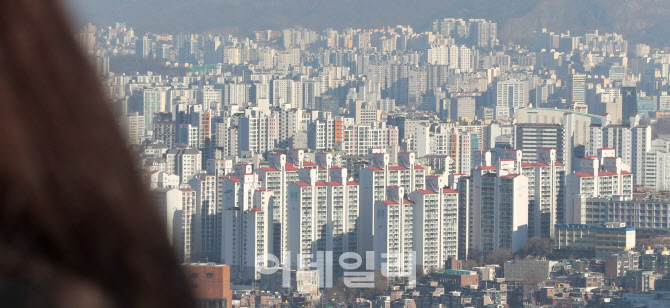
(189, 173, 219, 262)
(122, 112, 145, 145)
(152, 187, 197, 262)
(240, 189, 272, 280)
(360, 150, 426, 254)
(470, 156, 529, 254)
(166, 148, 202, 184)
(373, 186, 415, 277)
(520, 148, 567, 239)
(238, 108, 277, 156)
(408, 187, 459, 274)
(257, 153, 300, 261)
(221, 173, 269, 279)
(566, 148, 634, 224)
(286, 165, 359, 270)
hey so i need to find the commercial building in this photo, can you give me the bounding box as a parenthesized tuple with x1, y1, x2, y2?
(554, 223, 636, 258)
(622, 87, 637, 125)
(514, 123, 564, 166)
(568, 73, 586, 106)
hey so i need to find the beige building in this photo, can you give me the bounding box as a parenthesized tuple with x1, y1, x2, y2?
(554, 222, 636, 258)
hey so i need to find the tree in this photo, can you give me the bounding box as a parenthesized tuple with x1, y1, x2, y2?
(322, 277, 355, 303)
(517, 237, 553, 258)
(653, 118, 670, 138)
(486, 248, 512, 266)
(321, 270, 387, 303)
(463, 260, 479, 270)
(468, 248, 483, 261)
(464, 248, 484, 269)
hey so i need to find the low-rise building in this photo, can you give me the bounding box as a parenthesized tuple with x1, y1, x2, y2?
(625, 270, 663, 292)
(431, 269, 479, 288)
(624, 291, 670, 308)
(183, 263, 233, 308)
(554, 223, 636, 258)
(605, 250, 640, 278)
(504, 259, 558, 281)
(640, 246, 670, 274)
(473, 265, 500, 282)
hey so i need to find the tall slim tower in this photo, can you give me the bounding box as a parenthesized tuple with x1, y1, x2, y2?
(568, 73, 586, 106)
(622, 87, 637, 125)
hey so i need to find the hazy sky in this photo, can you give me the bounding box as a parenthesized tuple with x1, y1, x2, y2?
(64, 0, 670, 46)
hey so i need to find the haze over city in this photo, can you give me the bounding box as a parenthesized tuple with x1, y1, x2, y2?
(68, 0, 670, 307)
(69, 0, 670, 45)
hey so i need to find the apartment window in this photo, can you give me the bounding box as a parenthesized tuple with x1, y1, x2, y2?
(206, 273, 214, 278)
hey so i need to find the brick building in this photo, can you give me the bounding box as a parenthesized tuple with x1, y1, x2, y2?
(183, 264, 233, 308)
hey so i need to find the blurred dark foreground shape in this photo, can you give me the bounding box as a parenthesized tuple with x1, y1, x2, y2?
(0, 0, 193, 307)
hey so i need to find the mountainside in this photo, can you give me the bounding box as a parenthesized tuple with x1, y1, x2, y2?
(67, 0, 670, 46)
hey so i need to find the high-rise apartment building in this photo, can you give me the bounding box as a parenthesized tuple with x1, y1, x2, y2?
(341, 122, 399, 156)
(189, 173, 219, 262)
(221, 173, 273, 280)
(469, 19, 498, 49)
(135, 36, 152, 59)
(566, 148, 633, 224)
(154, 119, 176, 148)
(373, 186, 415, 277)
(520, 149, 566, 238)
(307, 112, 335, 150)
(495, 80, 528, 118)
(142, 87, 170, 132)
(470, 155, 529, 254)
(408, 187, 459, 274)
(122, 112, 145, 145)
(166, 148, 202, 184)
(153, 187, 197, 262)
(360, 150, 426, 255)
(286, 179, 359, 270)
(238, 109, 277, 156)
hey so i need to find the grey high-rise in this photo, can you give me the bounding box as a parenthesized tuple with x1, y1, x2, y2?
(622, 87, 637, 125)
